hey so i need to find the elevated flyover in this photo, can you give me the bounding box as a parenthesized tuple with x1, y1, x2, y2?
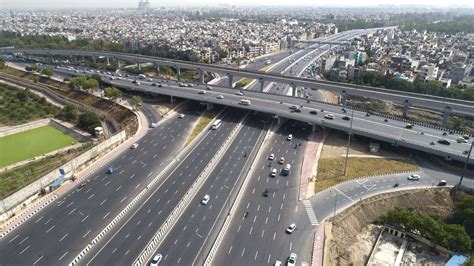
(3, 48, 473, 125)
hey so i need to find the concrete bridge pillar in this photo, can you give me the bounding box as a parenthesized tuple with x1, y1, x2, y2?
(176, 67, 181, 81)
(136, 61, 141, 71)
(106, 57, 110, 66)
(402, 100, 411, 119)
(92, 55, 97, 64)
(199, 69, 205, 84)
(156, 65, 160, 74)
(206, 103, 214, 111)
(259, 78, 265, 92)
(309, 123, 317, 132)
(341, 90, 348, 106)
(227, 73, 234, 88)
(272, 115, 281, 124)
(290, 83, 297, 97)
(170, 96, 175, 104)
(442, 106, 452, 127)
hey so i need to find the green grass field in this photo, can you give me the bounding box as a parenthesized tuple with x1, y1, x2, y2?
(0, 125, 77, 168)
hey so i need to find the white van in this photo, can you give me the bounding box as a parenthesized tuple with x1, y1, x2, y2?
(239, 99, 251, 106)
(201, 194, 210, 205)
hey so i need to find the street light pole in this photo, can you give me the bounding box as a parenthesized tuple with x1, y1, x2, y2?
(459, 142, 473, 186)
(343, 100, 355, 176)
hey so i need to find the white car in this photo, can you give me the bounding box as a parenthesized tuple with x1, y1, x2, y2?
(407, 174, 420, 181)
(198, 90, 206, 94)
(131, 143, 139, 149)
(287, 253, 297, 266)
(270, 168, 277, 177)
(201, 194, 210, 205)
(216, 95, 224, 99)
(150, 123, 157, 128)
(149, 254, 162, 266)
(178, 114, 185, 119)
(268, 154, 275, 160)
(286, 223, 296, 234)
(274, 260, 282, 266)
(324, 114, 335, 120)
(457, 137, 468, 143)
(287, 134, 293, 141)
(236, 92, 244, 96)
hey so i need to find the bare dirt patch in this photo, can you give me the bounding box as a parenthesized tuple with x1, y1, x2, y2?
(325, 188, 453, 266)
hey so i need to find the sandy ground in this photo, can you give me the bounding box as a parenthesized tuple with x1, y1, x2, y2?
(322, 90, 340, 104)
(320, 130, 406, 159)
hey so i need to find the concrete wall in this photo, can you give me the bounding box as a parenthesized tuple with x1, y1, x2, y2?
(0, 118, 50, 138)
(0, 131, 126, 216)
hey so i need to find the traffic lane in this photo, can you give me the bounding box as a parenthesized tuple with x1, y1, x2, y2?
(0, 110, 198, 265)
(213, 121, 311, 265)
(414, 155, 474, 187)
(246, 50, 294, 71)
(86, 110, 244, 265)
(156, 115, 267, 265)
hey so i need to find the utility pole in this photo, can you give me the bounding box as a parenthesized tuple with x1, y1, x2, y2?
(343, 100, 355, 176)
(459, 142, 473, 186)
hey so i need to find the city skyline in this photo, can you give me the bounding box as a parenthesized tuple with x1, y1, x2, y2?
(2, 0, 474, 9)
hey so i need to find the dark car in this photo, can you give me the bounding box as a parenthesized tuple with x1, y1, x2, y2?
(151, 83, 157, 86)
(294, 108, 301, 113)
(342, 116, 350, 121)
(262, 189, 270, 197)
(437, 139, 450, 145)
(309, 110, 317, 115)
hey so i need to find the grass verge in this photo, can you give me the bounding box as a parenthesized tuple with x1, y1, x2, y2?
(0, 143, 92, 199)
(184, 111, 216, 146)
(314, 157, 418, 193)
(0, 125, 78, 168)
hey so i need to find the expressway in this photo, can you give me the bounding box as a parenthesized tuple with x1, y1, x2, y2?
(94, 76, 473, 165)
(0, 102, 200, 265)
(82, 108, 245, 265)
(212, 120, 314, 265)
(150, 113, 269, 265)
(5, 37, 474, 117)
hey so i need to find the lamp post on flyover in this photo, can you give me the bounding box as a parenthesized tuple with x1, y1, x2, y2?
(343, 99, 355, 176)
(459, 142, 474, 186)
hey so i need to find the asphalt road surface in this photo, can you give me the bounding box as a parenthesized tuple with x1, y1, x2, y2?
(213, 120, 314, 266)
(0, 103, 199, 265)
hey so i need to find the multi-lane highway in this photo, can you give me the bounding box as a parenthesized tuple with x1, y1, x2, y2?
(0, 103, 200, 265)
(152, 113, 269, 265)
(82, 108, 245, 265)
(212, 120, 314, 265)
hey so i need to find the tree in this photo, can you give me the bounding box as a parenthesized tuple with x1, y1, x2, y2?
(104, 87, 123, 101)
(41, 67, 54, 77)
(77, 111, 101, 134)
(25, 64, 39, 72)
(56, 104, 79, 122)
(128, 95, 143, 109)
(89, 73, 102, 83)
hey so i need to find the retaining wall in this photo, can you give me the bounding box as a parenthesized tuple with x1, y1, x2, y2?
(0, 131, 126, 217)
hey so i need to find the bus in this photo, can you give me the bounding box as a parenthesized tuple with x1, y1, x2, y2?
(281, 164, 291, 176)
(211, 119, 222, 130)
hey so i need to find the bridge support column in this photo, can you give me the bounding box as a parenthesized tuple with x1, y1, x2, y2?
(136, 61, 141, 71)
(156, 65, 160, 74)
(341, 90, 348, 106)
(106, 57, 110, 66)
(309, 123, 317, 132)
(199, 69, 205, 84)
(227, 74, 234, 88)
(170, 96, 175, 104)
(273, 115, 281, 124)
(291, 83, 297, 97)
(442, 106, 452, 127)
(402, 100, 410, 119)
(92, 55, 96, 64)
(259, 78, 265, 92)
(176, 67, 181, 81)
(206, 103, 214, 111)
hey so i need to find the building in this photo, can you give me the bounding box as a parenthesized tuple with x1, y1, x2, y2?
(417, 64, 439, 81)
(138, 0, 150, 10)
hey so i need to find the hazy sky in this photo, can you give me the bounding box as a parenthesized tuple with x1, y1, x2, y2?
(2, 0, 474, 9)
